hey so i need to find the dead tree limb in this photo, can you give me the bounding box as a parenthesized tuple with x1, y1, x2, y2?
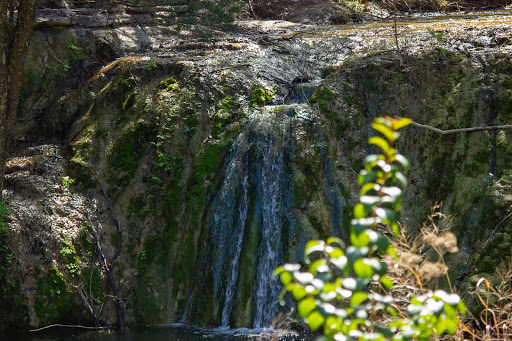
(30, 324, 109, 332)
(74, 283, 101, 327)
(87, 217, 125, 330)
(409, 121, 512, 134)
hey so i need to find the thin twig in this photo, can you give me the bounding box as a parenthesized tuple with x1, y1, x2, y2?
(74, 283, 101, 327)
(409, 121, 512, 134)
(30, 324, 110, 332)
(88, 217, 125, 329)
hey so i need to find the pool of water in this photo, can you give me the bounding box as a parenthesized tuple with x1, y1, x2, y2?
(6, 324, 312, 341)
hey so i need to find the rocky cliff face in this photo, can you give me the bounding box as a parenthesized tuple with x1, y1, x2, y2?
(2, 4, 512, 331)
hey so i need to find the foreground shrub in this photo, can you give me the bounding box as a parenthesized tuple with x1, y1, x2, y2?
(275, 117, 465, 341)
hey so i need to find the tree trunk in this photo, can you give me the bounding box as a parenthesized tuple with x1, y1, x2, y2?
(0, 0, 37, 201)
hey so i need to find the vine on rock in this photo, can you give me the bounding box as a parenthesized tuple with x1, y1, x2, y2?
(275, 117, 465, 341)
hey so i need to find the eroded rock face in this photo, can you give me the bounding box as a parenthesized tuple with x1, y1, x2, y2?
(2, 7, 512, 330)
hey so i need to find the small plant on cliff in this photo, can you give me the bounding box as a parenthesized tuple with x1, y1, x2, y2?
(275, 117, 465, 340)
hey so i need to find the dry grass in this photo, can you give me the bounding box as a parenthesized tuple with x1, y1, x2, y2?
(89, 56, 150, 83)
(451, 259, 512, 341)
(375, 204, 512, 340)
(373, 205, 463, 336)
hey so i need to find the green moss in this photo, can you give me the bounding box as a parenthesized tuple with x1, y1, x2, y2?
(249, 86, 272, 107)
(81, 268, 103, 299)
(128, 194, 147, 220)
(308, 87, 336, 112)
(69, 139, 94, 188)
(158, 77, 178, 91)
(193, 141, 228, 183)
(118, 90, 137, 122)
(108, 121, 153, 191)
(35, 265, 73, 324)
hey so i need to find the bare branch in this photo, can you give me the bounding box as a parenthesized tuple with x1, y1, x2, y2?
(30, 324, 110, 332)
(409, 121, 512, 135)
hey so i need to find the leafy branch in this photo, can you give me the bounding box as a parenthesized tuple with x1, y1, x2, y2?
(275, 117, 465, 341)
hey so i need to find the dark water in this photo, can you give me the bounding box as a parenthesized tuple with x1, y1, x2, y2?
(6, 324, 312, 341)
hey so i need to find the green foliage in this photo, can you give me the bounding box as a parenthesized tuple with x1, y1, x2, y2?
(145, 59, 157, 71)
(275, 117, 465, 341)
(249, 86, 272, 107)
(308, 87, 336, 113)
(128, 0, 240, 40)
(428, 29, 444, 44)
(58, 176, 75, 190)
(0, 203, 13, 285)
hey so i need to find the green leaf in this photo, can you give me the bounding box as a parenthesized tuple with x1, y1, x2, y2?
(395, 172, 408, 187)
(306, 310, 325, 331)
(283, 263, 301, 272)
(292, 285, 308, 301)
(309, 259, 328, 276)
(436, 320, 448, 336)
(375, 234, 390, 253)
(294, 271, 314, 284)
(350, 292, 368, 307)
(369, 136, 391, 154)
(326, 237, 345, 248)
(374, 324, 394, 338)
(330, 255, 347, 271)
(274, 266, 285, 276)
(346, 246, 368, 264)
(354, 259, 374, 279)
(443, 302, 457, 319)
(360, 195, 381, 206)
(305, 240, 325, 259)
(375, 207, 397, 224)
(351, 218, 378, 233)
(444, 317, 459, 334)
(358, 170, 377, 185)
(350, 229, 370, 248)
(280, 271, 293, 285)
(360, 183, 379, 196)
(372, 122, 400, 143)
(365, 258, 387, 276)
(342, 278, 357, 290)
(380, 276, 393, 290)
(328, 247, 344, 258)
(391, 117, 412, 130)
(353, 203, 368, 219)
(298, 297, 316, 318)
(457, 301, 466, 316)
(392, 154, 410, 172)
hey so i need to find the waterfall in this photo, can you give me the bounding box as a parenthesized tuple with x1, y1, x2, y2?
(190, 105, 348, 328)
(221, 165, 249, 327)
(252, 135, 286, 328)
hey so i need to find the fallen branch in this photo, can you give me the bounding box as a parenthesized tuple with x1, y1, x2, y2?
(88, 217, 125, 330)
(74, 283, 101, 327)
(30, 324, 110, 332)
(409, 121, 512, 134)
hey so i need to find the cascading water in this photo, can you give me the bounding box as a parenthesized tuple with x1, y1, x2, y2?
(252, 135, 287, 328)
(189, 104, 349, 328)
(221, 167, 249, 327)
